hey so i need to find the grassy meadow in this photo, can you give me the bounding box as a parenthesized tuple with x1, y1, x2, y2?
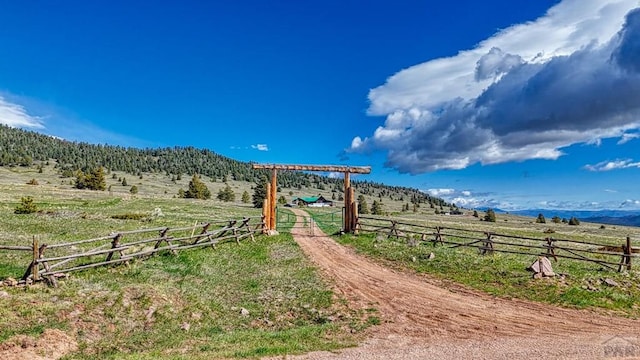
(3, 162, 640, 359)
(0, 164, 371, 359)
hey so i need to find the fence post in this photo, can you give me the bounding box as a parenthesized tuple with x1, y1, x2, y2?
(241, 217, 255, 242)
(31, 237, 39, 283)
(106, 234, 122, 262)
(619, 236, 632, 272)
(628, 236, 633, 270)
(38, 244, 57, 287)
(433, 226, 444, 246)
(388, 221, 399, 239)
(546, 237, 558, 261)
(481, 232, 494, 255)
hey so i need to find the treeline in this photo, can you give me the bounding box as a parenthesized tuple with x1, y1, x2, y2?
(0, 124, 449, 207)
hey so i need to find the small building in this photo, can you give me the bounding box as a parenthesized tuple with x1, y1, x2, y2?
(293, 195, 333, 207)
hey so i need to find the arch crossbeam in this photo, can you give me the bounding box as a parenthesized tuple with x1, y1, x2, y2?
(252, 164, 371, 174)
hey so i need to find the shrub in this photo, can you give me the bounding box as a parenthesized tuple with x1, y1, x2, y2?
(26, 178, 39, 185)
(15, 196, 38, 214)
(484, 209, 496, 222)
(111, 213, 147, 220)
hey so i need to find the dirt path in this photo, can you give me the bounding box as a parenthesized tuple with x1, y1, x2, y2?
(280, 209, 640, 359)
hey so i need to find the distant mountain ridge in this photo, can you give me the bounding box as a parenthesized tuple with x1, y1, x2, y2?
(511, 209, 640, 227)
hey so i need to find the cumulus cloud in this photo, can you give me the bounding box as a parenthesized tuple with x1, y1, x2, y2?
(426, 188, 502, 209)
(426, 188, 455, 196)
(584, 159, 640, 171)
(349, 0, 640, 173)
(0, 96, 44, 128)
(620, 199, 640, 207)
(251, 144, 269, 151)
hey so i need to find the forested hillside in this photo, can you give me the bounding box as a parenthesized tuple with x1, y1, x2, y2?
(0, 124, 450, 207)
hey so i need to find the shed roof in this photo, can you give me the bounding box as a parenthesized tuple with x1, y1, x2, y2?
(295, 196, 331, 203)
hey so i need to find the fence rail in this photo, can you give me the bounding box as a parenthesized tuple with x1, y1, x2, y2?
(358, 216, 637, 272)
(2, 216, 264, 286)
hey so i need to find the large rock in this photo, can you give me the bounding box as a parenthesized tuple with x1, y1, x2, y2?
(529, 257, 555, 277)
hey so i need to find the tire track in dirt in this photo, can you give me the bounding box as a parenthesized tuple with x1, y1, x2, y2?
(283, 209, 640, 359)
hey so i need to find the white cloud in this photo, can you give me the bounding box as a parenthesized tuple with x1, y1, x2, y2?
(426, 188, 504, 209)
(620, 199, 640, 207)
(584, 159, 640, 171)
(0, 96, 44, 129)
(618, 132, 640, 144)
(350, 0, 640, 173)
(426, 188, 455, 196)
(251, 144, 269, 151)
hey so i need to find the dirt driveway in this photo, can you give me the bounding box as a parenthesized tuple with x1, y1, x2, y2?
(279, 209, 640, 359)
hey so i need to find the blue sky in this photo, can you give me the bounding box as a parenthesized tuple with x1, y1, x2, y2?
(2, 0, 640, 211)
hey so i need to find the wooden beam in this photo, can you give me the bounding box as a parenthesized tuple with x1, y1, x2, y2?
(252, 164, 371, 174)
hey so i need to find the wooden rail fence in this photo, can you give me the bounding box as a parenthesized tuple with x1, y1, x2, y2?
(1, 216, 264, 286)
(358, 216, 638, 272)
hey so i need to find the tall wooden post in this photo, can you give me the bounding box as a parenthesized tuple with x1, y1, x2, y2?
(265, 184, 272, 231)
(351, 187, 358, 234)
(270, 169, 277, 230)
(344, 172, 351, 233)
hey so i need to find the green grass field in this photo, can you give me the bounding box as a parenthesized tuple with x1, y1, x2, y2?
(0, 165, 370, 359)
(2, 162, 640, 359)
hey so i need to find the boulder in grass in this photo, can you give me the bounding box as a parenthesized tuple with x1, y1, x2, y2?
(528, 256, 555, 277)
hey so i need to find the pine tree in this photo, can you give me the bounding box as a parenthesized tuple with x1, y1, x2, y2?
(241, 190, 250, 204)
(74, 170, 87, 189)
(185, 174, 211, 199)
(85, 167, 106, 191)
(252, 176, 268, 208)
(357, 195, 369, 214)
(536, 213, 546, 223)
(371, 200, 384, 215)
(217, 184, 235, 202)
(568, 216, 580, 226)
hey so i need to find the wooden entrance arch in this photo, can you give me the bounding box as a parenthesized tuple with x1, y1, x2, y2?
(252, 164, 371, 233)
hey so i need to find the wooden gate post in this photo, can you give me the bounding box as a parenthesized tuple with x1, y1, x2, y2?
(344, 172, 351, 233)
(265, 183, 272, 231)
(270, 168, 277, 230)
